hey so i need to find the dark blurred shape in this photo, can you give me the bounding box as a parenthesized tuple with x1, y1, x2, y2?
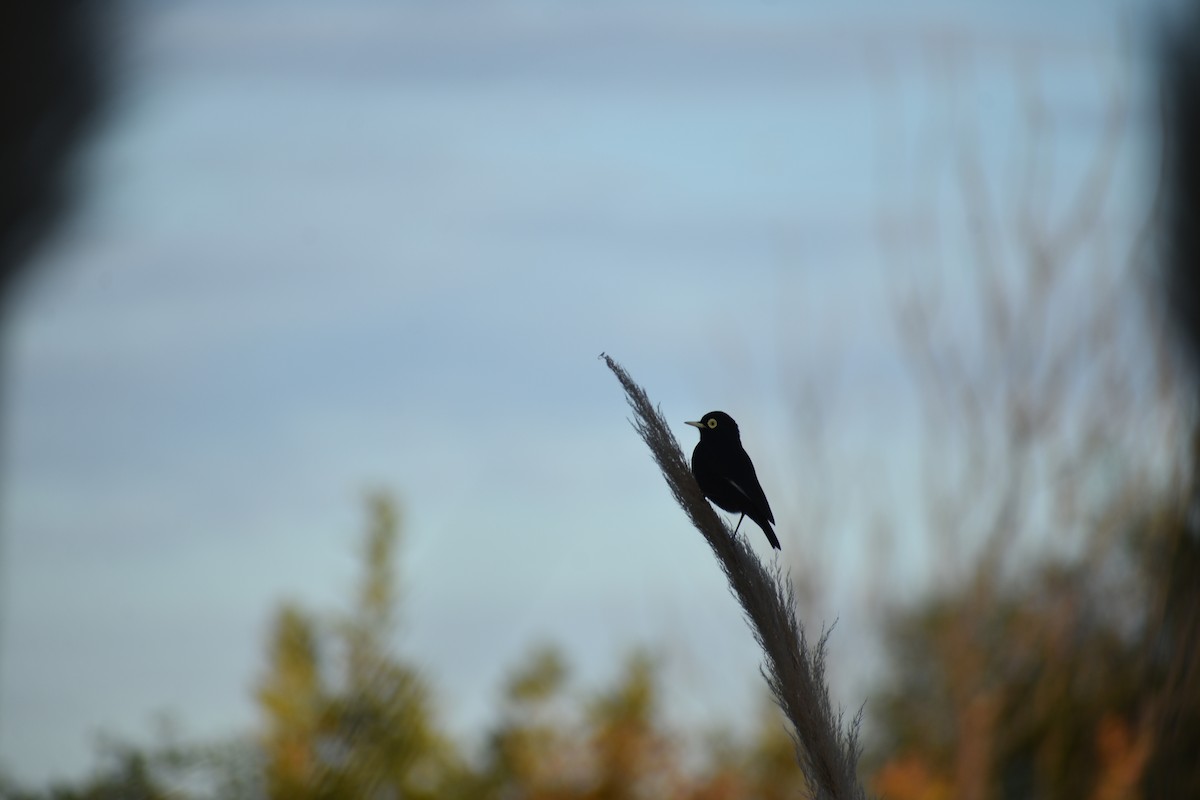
(0, 0, 112, 305)
(0, 0, 113, 771)
(1141, 429, 1200, 798)
(1162, 5, 1200, 367)
(1149, 6, 1200, 797)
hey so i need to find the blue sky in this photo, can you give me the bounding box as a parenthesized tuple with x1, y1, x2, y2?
(0, 0, 1162, 784)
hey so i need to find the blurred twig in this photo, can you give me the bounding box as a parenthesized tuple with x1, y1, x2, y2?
(600, 353, 868, 800)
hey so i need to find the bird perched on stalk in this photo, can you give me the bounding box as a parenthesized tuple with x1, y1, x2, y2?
(686, 411, 780, 550)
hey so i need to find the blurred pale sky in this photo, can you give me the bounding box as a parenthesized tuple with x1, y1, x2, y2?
(0, 0, 1161, 784)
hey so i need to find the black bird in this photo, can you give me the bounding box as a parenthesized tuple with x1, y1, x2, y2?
(686, 411, 780, 550)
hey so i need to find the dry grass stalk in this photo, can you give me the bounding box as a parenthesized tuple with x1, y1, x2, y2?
(601, 353, 868, 800)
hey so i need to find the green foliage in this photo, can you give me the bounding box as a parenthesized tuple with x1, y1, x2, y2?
(742, 702, 813, 800)
(4, 488, 837, 800)
(254, 493, 462, 800)
(257, 604, 324, 798)
(585, 650, 676, 800)
(688, 701, 813, 800)
(21, 478, 1199, 800)
(505, 644, 569, 705)
(473, 646, 821, 800)
(473, 644, 580, 798)
(0, 719, 268, 800)
(0, 741, 177, 800)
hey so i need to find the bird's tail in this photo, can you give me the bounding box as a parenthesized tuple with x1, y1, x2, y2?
(759, 520, 781, 551)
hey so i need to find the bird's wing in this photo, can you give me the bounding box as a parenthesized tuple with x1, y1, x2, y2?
(729, 450, 775, 524)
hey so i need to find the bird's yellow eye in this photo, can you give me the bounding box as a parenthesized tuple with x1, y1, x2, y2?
(707, 418, 718, 429)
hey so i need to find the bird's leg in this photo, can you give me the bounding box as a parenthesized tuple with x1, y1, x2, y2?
(733, 514, 744, 536)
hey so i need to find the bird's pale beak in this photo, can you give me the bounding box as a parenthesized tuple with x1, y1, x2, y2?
(685, 420, 704, 429)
